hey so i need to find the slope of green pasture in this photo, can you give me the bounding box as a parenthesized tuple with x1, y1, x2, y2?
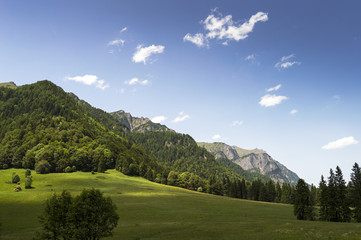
(1, 169, 361, 240)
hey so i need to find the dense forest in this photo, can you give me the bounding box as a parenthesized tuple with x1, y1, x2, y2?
(0, 81, 160, 175)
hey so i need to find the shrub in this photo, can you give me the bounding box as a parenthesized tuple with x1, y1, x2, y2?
(197, 186, 203, 192)
(71, 166, 76, 172)
(64, 166, 72, 173)
(3, 164, 8, 169)
(12, 172, 20, 184)
(25, 177, 33, 189)
(25, 169, 31, 178)
(35, 160, 51, 174)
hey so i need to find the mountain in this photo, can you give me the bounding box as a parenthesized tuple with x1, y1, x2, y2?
(198, 142, 300, 185)
(0, 80, 161, 176)
(111, 110, 172, 133)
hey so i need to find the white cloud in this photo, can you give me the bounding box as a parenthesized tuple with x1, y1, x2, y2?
(152, 116, 167, 123)
(322, 136, 359, 150)
(183, 33, 207, 47)
(245, 54, 255, 61)
(259, 94, 288, 107)
(120, 27, 127, 33)
(266, 84, 282, 92)
(185, 11, 268, 47)
(172, 112, 190, 123)
(281, 54, 295, 62)
(124, 78, 149, 85)
(231, 120, 243, 126)
(132, 44, 165, 64)
(65, 74, 109, 90)
(108, 39, 125, 46)
(212, 134, 222, 140)
(290, 109, 298, 114)
(275, 54, 301, 70)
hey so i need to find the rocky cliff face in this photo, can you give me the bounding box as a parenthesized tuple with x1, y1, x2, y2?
(198, 142, 299, 185)
(110, 110, 173, 133)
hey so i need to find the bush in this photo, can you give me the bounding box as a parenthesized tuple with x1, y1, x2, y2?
(25, 169, 31, 178)
(12, 172, 20, 184)
(37, 189, 119, 239)
(25, 177, 33, 189)
(3, 164, 8, 169)
(197, 186, 203, 192)
(64, 166, 72, 173)
(71, 166, 76, 172)
(35, 160, 51, 174)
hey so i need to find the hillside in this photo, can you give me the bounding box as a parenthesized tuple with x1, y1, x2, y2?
(0, 81, 17, 88)
(198, 142, 299, 185)
(1, 169, 360, 240)
(0, 80, 161, 176)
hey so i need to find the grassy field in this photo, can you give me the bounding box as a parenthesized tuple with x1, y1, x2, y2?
(1, 169, 361, 239)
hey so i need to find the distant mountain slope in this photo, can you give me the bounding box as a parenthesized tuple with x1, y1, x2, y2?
(198, 142, 300, 185)
(111, 110, 173, 133)
(0, 81, 17, 88)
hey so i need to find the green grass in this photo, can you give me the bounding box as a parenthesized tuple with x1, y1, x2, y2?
(1, 169, 361, 239)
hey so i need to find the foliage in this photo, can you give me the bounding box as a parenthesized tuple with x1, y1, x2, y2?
(37, 189, 119, 240)
(350, 162, 361, 222)
(12, 172, 20, 183)
(25, 169, 31, 177)
(25, 176, 33, 189)
(294, 179, 315, 220)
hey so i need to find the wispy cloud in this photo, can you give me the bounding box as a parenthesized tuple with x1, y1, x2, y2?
(259, 94, 288, 107)
(120, 27, 127, 33)
(132, 44, 165, 64)
(275, 54, 301, 70)
(65, 74, 109, 90)
(322, 136, 358, 150)
(152, 116, 167, 123)
(290, 109, 298, 114)
(231, 120, 243, 126)
(172, 112, 190, 123)
(108, 39, 125, 46)
(266, 84, 282, 92)
(183, 33, 207, 47)
(124, 78, 149, 85)
(184, 10, 268, 47)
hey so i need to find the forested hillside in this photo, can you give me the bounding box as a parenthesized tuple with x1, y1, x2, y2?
(130, 132, 269, 182)
(0, 80, 160, 175)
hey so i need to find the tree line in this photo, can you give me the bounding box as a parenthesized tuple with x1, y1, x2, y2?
(294, 163, 361, 222)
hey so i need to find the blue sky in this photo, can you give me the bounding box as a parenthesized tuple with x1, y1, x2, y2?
(1, 0, 361, 184)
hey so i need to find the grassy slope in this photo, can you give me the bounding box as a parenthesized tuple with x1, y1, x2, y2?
(1, 169, 361, 240)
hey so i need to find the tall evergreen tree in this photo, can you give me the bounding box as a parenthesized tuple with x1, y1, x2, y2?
(350, 162, 361, 222)
(294, 179, 314, 220)
(334, 166, 351, 222)
(318, 175, 328, 221)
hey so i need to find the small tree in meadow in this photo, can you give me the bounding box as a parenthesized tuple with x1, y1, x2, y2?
(25, 176, 33, 189)
(12, 172, 20, 184)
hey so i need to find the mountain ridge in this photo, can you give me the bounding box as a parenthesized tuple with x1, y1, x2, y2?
(198, 142, 300, 185)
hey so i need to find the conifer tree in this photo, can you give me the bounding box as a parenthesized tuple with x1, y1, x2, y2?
(334, 166, 351, 222)
(294, 179, 314, 220)
(318, 175, 328, 221)
(350, 162, 361, 222)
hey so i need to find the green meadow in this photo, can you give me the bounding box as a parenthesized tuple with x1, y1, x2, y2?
(1, 169, 361, 240)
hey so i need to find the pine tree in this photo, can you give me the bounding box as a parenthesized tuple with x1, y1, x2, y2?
(350, 162, 361, 222)
(294, 179, 314, 220)
(318, 175, 328, 221)
(334, 166, 351, 222)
